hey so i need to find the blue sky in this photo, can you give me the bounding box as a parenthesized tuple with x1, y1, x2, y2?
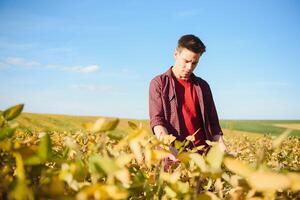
(0, 0, 299, 119)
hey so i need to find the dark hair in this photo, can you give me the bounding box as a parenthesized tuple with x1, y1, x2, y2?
(177, 34, 206, 54)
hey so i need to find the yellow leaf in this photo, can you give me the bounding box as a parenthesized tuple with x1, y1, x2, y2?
(223, 157, 254, 178)
(206, 143, 224, 171)
(115, 154, 133, 167)
(127, 129, 149, 142)
(83, 118, 119, 133)
(176, 181, 189, 193)
(247, 171, 291, 191)
(161, 134, 176, 145)
(160, 171, 180, 184)
(144, 145, 152, 168)
(76, 184, 128, 200)
(190, 153, 208, 173)
(197, 191, 221, 200)
(115, 168, 130, 185)
(287, 172, 300, 191)
(164, 185, 177, 198)
(186, 135, 195, 142)
(272, 129, 291, 148)
(152, 149, 171, 160)
(177, 152, 191, 165)
(129, 141, 143, 164)
(82, 122, 94, 130)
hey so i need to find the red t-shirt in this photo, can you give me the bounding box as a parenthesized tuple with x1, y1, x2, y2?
(174, 78, 206, 146)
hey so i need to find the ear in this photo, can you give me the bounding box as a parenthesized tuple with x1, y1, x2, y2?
(174, 47, 179, 58)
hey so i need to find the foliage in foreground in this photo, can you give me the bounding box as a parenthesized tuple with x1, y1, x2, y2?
(0, 104, 300, 200)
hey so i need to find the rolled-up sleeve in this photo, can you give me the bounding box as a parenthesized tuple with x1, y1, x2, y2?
(149, 78, 167, 131)
(206, 85, 223, 137)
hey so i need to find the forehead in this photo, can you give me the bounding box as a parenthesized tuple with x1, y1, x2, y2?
(178, 48, 201, 61)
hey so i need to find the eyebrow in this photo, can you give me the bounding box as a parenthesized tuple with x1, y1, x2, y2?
(185, 58, 198, 64)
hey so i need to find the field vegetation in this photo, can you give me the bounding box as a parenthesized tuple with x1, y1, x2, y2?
(1, 104, 300, 199)
(16, 113, 300, 137)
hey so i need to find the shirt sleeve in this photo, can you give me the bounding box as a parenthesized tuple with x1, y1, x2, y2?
(206, 84, 223, 137)
(149, 78, 167, 131)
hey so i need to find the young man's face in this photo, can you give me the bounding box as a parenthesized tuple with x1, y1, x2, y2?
(173, 47, 201, 80)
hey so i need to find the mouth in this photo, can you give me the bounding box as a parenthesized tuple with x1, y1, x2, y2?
(182, 71, 191, 76)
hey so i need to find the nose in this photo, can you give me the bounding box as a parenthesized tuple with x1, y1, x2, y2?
(186, 63, 193, 70)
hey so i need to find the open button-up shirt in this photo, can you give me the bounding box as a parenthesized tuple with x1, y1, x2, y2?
(149, 67, 223, 142)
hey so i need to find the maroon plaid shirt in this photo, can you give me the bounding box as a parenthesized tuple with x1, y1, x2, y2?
(149, 67, 223, 142)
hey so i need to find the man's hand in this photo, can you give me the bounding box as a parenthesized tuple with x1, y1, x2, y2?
(213, 135, 227, 152)
(154, 125, 179, 161)
(153, 125, 168, 140)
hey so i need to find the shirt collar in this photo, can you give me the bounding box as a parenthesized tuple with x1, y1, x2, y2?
(166, 66, 197, 83)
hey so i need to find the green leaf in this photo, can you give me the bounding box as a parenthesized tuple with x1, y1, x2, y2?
(206, 143, 224, 171)
(107, 129, 127, 140)
(10, 153, 34, 200)
(0, 115, 5, 127)
(3, 104, 24, 121)
(0, 127, 16, 140)
(174, 140, 183, 150)
(128, 121, 138, 130)
(38, 133, 52, 161)
(89, 155, 119, 175)
(24, 155, 43, 165)
(0, 139, 12, 151)
(132, 169, 146, 183)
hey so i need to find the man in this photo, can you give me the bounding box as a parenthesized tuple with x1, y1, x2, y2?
(149, 34, 226, 157)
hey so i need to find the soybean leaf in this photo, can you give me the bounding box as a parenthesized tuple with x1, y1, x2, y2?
(83, 118, 119, 133)
(190, 153, 208, 173)
(206, 143, 224, 171)
(287, 172, 300, 191)
(38, 133, 52, 161)
(248, 171, 291, 191)
(273, 129, 291, 149)
(128, 121, 138, 130)
(223, 157, 254, 178)
(0, 127, 16, 140)
(174, 140, 183, 150)
(24, 155, 43, 165)
(0, 115, 5, 127)
(197, 191, 220, 200)
(89, 155, 119, 175)
(106, 129, 127, 140)
(3, 104, 24, 121)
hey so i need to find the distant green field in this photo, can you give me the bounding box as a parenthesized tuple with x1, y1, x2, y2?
(16, 113, 300, 137)
(220, 120, 300, 137)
